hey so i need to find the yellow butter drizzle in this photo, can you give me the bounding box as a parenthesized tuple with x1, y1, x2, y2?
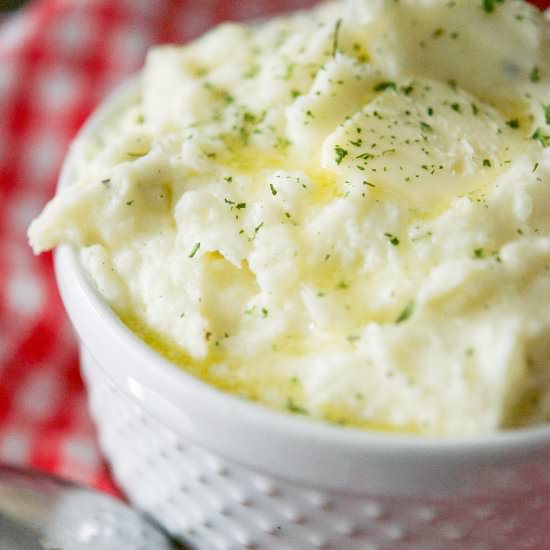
(220, 143, 344, 204)
(118, 309, 428, 433)
(118, 310, 255, 399)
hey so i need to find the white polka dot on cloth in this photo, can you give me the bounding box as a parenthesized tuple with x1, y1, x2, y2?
(0, 10, 37, 52)
(0, 430, 32, 463)
(47, 12, 99, 58)
(62, 436, 101, 471)
(7, 191, 46, 235)
(35, 67, 85, 114)
(15, 368, 62, 421)
(0, 60, 18, 98)
(20, 130, 66, 186)
(108, 25, 153, 69)
(6, 268, 46, 318)
(0, 61, 19, 167)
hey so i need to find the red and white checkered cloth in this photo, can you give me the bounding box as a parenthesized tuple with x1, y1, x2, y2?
(0, 0, 548, 498)
(0, 0, 320, 496)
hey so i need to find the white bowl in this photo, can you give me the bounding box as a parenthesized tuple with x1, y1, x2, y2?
(54, 77, 550, 550)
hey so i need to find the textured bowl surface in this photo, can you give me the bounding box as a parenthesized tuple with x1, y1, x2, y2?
(54, 77, 550, 549)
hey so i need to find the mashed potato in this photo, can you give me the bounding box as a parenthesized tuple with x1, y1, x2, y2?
(29, 0, 550, 436)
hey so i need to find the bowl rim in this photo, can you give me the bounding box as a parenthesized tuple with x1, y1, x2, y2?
(55, 73, 550, 469)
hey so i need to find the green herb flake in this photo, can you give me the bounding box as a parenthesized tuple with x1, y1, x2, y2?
(420, 121, 433, 133)
(473, 248, 485, 259)
(356, 152, 373, 161)
(286, 398, 307, 415)
(252, 222, 264, 239)
(281, 62, 296, 80)
(224, 176, 233, 183)
(396, 301, 415, 323)
(243, 65, 260, 79)
(188, 242, 201, 258)
(269, 183, 278, 196)
(125, 200, 134, 206)
(332, 18, 342, 57)
(530, 66, 540, 83)
(101, 178, 111, 188)
(451, 103, 461, 113)
(334, 145, 348, 165)
(532, 128, 550, 147)
(543, 104, 550, 125)
(482, 158, 492, 167)
(261, 308, 269, 318)
(236, 202, 247, 210)
(374, 81, 397, 92)
(384, 232, 400, 246)
(481, 0, 503, 13)
(506, 119, 520, 129)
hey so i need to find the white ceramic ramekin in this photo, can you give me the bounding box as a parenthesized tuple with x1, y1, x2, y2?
(53, 78, 550, 550)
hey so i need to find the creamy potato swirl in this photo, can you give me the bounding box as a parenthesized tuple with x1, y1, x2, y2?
(30, 0, 550, 436)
